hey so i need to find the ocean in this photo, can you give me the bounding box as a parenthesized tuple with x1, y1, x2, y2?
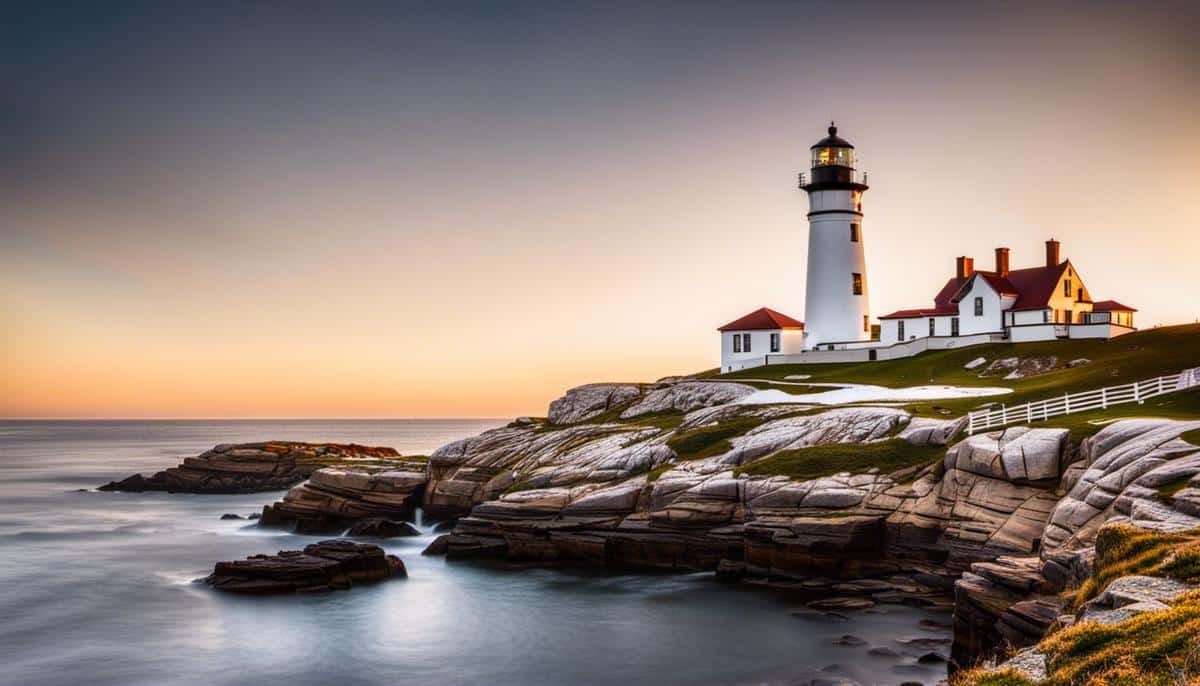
(0, 420, 950, 686)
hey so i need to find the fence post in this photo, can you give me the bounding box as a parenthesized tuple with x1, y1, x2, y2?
(1027, 403, 1032, 423)
(1064, 393, 1070, 415)
(1134, 382, 1140, 404)
(1101, 387, 1107, 409)
(1159, 376, 1165, 395)
(1001, 405, 1008, 425)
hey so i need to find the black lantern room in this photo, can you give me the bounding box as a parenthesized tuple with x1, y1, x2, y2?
(800, 122, 868, 191)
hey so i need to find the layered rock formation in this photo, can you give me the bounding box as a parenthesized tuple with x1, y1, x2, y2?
(99, 441, 407, 494)
(260, 467, 427, 534)
(202, 540, 406, 594)
(952, 418, 1200, 673)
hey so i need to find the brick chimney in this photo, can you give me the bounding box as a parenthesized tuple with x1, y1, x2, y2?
(1045, 239, 1061, 267)
(956, 256, 975, 280)
(995, 247, 1010, 277)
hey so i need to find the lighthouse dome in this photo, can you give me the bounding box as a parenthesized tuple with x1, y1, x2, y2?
(811, 123, 854, 150)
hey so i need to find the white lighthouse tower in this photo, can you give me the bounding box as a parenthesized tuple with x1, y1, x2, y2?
(800, 123, 871, 350)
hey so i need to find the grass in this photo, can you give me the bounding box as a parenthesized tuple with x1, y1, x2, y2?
(1069, 525, 1200, 609)
(958, 590, 1200, 685)
(732, 438, 945, 481)
(1157, 475, 1195, 504)
(1183, 428, 1200, 447)
(665, 416, 766, 461)
(958, 525, 1200, 686)
(716, 324, 1200, 417)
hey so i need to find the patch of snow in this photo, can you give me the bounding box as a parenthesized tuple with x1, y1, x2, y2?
(734, 383, 1012, 406)
(784, 374, 812, 380)
(964, 357, 987, 370)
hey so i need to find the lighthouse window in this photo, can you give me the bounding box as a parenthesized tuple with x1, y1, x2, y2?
(851, 273, 863, 295)
(812, 147, 855, 168)
(850, 224, 860, 242)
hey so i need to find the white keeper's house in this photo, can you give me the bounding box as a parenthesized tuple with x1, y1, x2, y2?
(718, 123, 1136, 373)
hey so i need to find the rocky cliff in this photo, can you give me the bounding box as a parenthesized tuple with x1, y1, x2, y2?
(190, 377, 1199, 677)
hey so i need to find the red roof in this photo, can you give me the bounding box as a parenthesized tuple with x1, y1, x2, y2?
(879, 306, 957, 320)
(914, 262, 1074, 315)
(717, 307, 804, 332)
(1093, 299, 1137, 312)
(1006, 263, 1073, 311)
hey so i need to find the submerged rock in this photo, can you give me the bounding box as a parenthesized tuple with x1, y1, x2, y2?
(202, 540, 406, 594)
(345, 518, 420, 538)
(99, 442, 405, 494)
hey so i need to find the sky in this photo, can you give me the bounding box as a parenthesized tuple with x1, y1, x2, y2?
(3, 1, 1199, 419)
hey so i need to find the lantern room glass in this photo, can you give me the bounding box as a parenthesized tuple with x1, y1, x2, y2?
(812, 146, 855, 168)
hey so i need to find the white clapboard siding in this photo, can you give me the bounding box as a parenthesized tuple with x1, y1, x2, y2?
(966, 367, 1200, 435)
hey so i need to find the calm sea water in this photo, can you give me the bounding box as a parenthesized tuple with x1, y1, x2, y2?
(0, 420, 950, 686)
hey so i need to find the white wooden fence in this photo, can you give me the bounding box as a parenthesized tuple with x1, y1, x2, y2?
(966, 367, 1200, 435)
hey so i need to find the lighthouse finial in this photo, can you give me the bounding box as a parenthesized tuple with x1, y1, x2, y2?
(829, 120, 837, 136)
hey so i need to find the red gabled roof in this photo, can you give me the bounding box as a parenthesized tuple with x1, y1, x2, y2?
(947, 271, 1020, 303)
(900, 261, 1072, 317)
(932, 276, 968, 308)
(717, 307, 804, 332)
(878, 306, 957, 320)
(1006, 262, 1070, 311)
(1093, 299, 1137, 312)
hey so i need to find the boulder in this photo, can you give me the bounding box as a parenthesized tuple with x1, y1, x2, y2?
(547, 383, 641, 425)
(618, 381, 755, 419)
(202, 540, 406, 594)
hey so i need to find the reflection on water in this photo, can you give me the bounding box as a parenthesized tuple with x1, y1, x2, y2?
(0, 421, 950, 686)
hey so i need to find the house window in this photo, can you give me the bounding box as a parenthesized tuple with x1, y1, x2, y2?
(850, 223, 860, 242)
(974, 297, 983, 316)
(770, 333, 780, 353)
(951, 317, 960, 336)
(851, 273, 863, 295)
(742, 333, 751, 352)
(1077, 288, 1084, 301)
(732, 333, 741, 353)
(1064, 279, 1072, 298)
(897, 320, 905, 341)
(929, 318, 935, 336)
(1043, 310, 1049, 323)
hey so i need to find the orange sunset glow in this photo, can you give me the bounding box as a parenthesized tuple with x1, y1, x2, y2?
(3, 2, 1198, 419)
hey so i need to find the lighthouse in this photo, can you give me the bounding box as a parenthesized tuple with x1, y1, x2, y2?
(800, 123, 871, 350)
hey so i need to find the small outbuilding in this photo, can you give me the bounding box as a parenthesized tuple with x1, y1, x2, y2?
(718, 307, 805, 373)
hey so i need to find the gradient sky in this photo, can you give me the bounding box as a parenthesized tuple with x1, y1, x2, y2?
(3, 1, 1199, 418)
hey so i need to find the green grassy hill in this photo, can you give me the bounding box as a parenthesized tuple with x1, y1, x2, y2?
(717, 324, 1200, 417)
